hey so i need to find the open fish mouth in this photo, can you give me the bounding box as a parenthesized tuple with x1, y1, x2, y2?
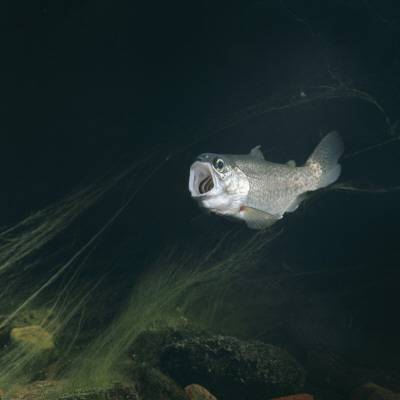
(189, 161, 215, 197)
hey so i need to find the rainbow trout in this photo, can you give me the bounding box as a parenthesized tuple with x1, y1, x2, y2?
(189, 131, 344, 229)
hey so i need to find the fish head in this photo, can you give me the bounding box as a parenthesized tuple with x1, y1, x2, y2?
(189, 153, 248, 215)
(189, 153, 234, 197)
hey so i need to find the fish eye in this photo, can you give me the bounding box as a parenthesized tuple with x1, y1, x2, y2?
(213, 158, 224, 171)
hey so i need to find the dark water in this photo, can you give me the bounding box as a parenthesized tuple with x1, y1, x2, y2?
(1, 1, 400, 398)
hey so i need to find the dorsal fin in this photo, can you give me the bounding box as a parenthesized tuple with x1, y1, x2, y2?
(249, 145, 264, 160)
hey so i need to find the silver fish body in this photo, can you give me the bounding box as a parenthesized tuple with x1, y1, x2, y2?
(189, 131, 344, 229)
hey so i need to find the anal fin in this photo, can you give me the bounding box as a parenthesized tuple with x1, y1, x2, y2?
(285, 193, 306, 213)
(240, 206, 282, 229)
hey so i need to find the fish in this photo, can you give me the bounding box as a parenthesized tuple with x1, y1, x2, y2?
(188, 131, 344, 229)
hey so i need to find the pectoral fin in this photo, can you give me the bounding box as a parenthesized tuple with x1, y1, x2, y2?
(240, 206, 282, 229)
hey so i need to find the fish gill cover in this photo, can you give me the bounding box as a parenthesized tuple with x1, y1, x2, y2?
(0, 1, 399, 399)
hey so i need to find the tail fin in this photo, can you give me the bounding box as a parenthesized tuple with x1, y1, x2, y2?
(306, 131, 344, 189)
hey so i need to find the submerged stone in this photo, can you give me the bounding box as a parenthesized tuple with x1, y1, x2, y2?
(128, 361, 185, 400)
(10, 325, 56, 371)
(0, 308, 58, 348)
(351, 382, 400, 400)
(161, 335, 306, 400)
(184, 383, 217, 400)
(11, 325, 55, 350)
(131, 326, 206, 366)
(59, 382, 140, 400)
(13, 309, 58, 330)
(4, 381, 140, 400)
(270, 395, 314, 400)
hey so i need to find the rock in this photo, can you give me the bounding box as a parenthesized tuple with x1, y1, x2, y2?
(0, 308, 58, 348)
(131, 326, 206, 366)
(13, 309, 58, 330)
(307, 349, 385, 393)
(11, 325, 55, 350)
(5, 381, 140, 400)
(307, 350, 400, 396)
(10, 325, 56, 371)
(128, 360, 185, 400)
(60, 382, 140, 400)
(184, 384, 217, 400)
(270, 395, 314, 400)
(351, 382, 400, 400)
(161, 335, 306, 400)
